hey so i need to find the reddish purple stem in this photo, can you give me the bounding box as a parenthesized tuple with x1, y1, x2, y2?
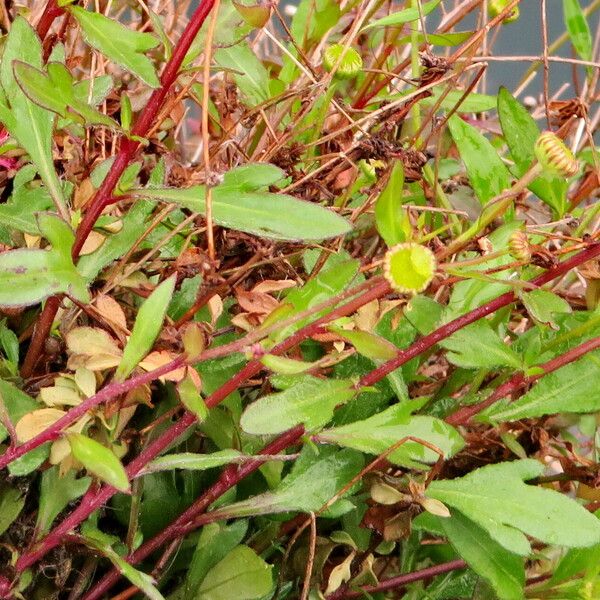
(74, 243, 600, 598)
(0, 357, 186, 470)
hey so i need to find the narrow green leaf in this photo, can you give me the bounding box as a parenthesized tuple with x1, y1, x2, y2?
(497, 86, 566, 214)
(67, 433, 129, 492)
(214, 43, 270, 107)
(208, 447, 364, 519)
(69, 6, 160, 88)
(318, 403, 465, 468)
(485, 350, 600, 422)
(240, 375, 355, 435)
(329, 327, 398, 361)
(82, 535, 165, 600)
(143, 450, 244, 474)
(563, 0, 593, 62)
(0, 17, 67, 218)
(427, 460, 600, 555)
(13, 61, 116, 127)
(131, 182, 351, 241)
(363, 0, 442, 29)
(0, 486, 25, 536)
(260, 354, 314, 374)
(439, 510, 525, 600)
(447, 114, 511, 205)
(375, 161, 406, 247)
(441, 321, 522, 370)
(115, 276, 176, 381)
(197, 545, 273, 600)
(36, 467, 91, 534)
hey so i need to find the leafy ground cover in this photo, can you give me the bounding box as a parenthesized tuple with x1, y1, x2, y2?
(0, 0, 599, 598)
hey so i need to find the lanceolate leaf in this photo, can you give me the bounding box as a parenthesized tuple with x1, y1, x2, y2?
(497, 87, 566, 214)
(115, 276, 176, 381)
(427, 460, 600, 555)
(375, 161, 407, 247)
(207, 447, 364, 519)
(563, 0, 593, 62)
(317, 403, 464, 468)
(68, 6, 160, 88)
(215, 43, 270, 107)
(13, 61, 116, 127)
(240, 375, 355, 435)
(438, 510, 525, 600)
(67, 433, 129, 492)
(0, 17, 67, 218)
(363, 0, 441, 29)
(485, 350, 600, 422)
(131, 182, 351, 241)
(447, 115, 511, 205)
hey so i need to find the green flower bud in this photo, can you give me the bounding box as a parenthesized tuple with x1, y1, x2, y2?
(488, 0, 520, 23)
(323, 44, 363, 79)
(508, 230, 531, 263)
(384, 243, 436, 294)
(534, 131, 580, 177)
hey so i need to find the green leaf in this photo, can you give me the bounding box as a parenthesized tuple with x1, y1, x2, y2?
(329, 327, 398, 361)
(375, 161, 406, 247)
(67, 433, 130, 492)
(520, 288, 572, 329)
(36, 466, 91, 535)
(209, 446, 364, 518)
(82, 534, 165, 600)
(419, 88, 497, 113)
(317, 403, 464, 468)
(186, 521, 248, 594)
(214, 43, 270, 107)
(115, 276, 176, 381)
(0, 247, 88, 307)
(221, 163, 283, 189)
(143, 450, 244, 474)
(0, 379, 39, 443)
(497, 86, 566, 214)
(447, 115, 511, 205)
(240, 375, 355, 435)
(260, 354, 314, 374)
(563, 0, 593, 62)
(77, 200, 154, 282)
(13, 61, 116, 127)
(363, 0, 442, 29)
(131, 181, 351, 241)
(197, 545, 272, 600)
(0, 17, 67, 218)
(427, 460, 600, 555)
(438, 510, 525, 600)
(441, 320, 522, 370)
(68, 6, 160, 88)
(0, 485, 25, 536)
(485, 350, 600, 421)
(396, 31, 473, 47)
(8, 444, 50, 477)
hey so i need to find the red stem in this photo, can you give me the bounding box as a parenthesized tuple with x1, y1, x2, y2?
(326, 559, 467, 599)
(0, 356, 186, 471)
(75, 243, 600, 597)
(22, 0, 217, 377)
(35, 0, 64, 40)
(15, 279, 391, 574)
(81, 425, 305, 600)
(446, 334, 600, 425)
